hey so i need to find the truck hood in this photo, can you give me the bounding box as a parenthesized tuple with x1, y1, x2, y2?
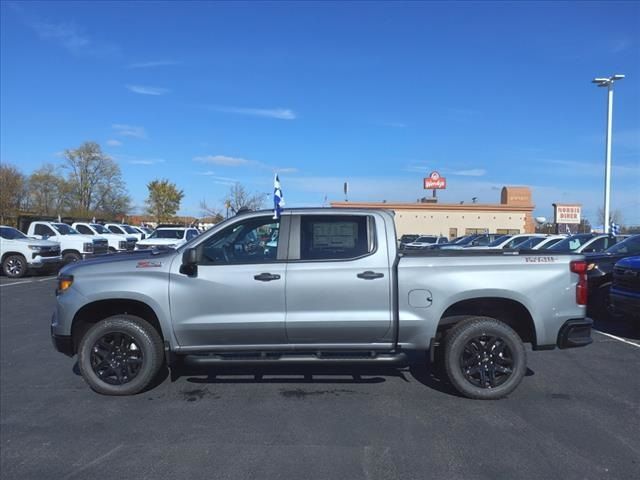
(60, 248, 176, 276)
(137, 238, 183, 246)
(616, 256, 640, 270)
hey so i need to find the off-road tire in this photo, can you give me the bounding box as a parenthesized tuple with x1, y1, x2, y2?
(78, 315, 164, 395)
(444, 316, 527, 400)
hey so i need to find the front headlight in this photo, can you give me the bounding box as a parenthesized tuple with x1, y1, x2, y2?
(28, 245, 42, 252)
(56, 275, 74, 295)
(83, 242, 93, 253)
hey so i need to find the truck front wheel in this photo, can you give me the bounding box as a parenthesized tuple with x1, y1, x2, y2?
(62, 252, 82, 265)
(77, 315, 164, 395)
(443, 317, 527, 400)
(2, 254, 27, 278)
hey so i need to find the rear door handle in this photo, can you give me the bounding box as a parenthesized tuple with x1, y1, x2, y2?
(357, 271, 384, 280)
(254, 272, 281, 282)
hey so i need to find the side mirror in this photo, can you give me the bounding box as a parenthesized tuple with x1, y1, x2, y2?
(180, 247, 199, 276)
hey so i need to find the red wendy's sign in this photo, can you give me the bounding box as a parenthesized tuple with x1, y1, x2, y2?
(424, 171, 447, 189)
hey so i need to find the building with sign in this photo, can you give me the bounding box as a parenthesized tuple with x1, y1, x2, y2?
(332, 186, 535, 238)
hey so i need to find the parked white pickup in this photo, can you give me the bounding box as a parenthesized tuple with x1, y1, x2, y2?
(0, 225, 62, 278)
(72, 223, 137, 253)
(26, 221, 109, 264)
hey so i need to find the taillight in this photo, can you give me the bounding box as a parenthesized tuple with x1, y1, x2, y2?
(570, 260, 588, 305)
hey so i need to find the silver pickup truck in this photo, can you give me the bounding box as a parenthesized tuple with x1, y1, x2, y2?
(51, 208, 592, 399)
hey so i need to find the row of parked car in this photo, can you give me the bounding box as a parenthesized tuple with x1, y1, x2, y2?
(400, 232, 628, 253)
(0, 220, 201, 278)
(400, 231, 640, 321)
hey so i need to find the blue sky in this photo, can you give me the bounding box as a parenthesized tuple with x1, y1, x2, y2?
(1, 1, 639, 224)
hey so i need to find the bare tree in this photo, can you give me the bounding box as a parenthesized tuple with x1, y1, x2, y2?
(224, 183, 265, 214)
(597, 207, 623, 226)
(63, 141, 130, 216)
(0, 163, 26, 222)
(28, 164, 69, 216)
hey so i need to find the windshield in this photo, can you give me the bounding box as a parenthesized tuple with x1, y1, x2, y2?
(549, 234, 593, 251)
(52, 223, 78, 235)
(149, 229, 185, 240)
(456, 235, 479, 246)
(400, 235, 418, 242)
(91, 224, 110, 234)
(605, 235, 640, 255)
(415, 236, 437, 243)
(122, 225, 138, 234)
(0, 227, 28, 240)
(514, 237, 545, 249)
(487, 235, 511, 247)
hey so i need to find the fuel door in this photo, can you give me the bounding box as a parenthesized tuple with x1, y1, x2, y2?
(408, 289, 433, 308)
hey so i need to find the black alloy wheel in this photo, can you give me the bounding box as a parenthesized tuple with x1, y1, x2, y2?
(90, 332, 144, 385)
(460, 335, 514, 388)
(443, 316, 526, 400)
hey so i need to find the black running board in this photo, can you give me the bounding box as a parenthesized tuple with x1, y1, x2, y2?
(183, 352, 408, 367)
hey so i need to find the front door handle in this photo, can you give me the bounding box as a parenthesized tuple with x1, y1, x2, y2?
(254, 272, 281, 282)
(357, 271, 384, 280)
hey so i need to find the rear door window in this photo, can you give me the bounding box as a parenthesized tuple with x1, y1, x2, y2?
(299, 215, 373, 260)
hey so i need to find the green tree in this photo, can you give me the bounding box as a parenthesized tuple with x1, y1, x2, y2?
(63, 141, 130, 216)
(0, 163, 26, 222)
(146, 179, 184, 222)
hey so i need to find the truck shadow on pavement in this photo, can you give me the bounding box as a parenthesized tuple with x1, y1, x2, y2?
(177, 363, 472, 398)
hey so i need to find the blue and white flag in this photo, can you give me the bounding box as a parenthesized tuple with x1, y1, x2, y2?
(610, 221, 620, 235)
(273, 174, 285, 219)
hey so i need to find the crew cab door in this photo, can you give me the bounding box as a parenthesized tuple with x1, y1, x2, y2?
(285, 213, 393, 344)
(169, 214, 287, 348)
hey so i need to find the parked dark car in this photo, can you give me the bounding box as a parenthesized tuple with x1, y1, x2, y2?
(610, 256, 640, 320)
(398, 234, 419, 249)
(432, 234, 503, 250)
(585, 235, 640, 319)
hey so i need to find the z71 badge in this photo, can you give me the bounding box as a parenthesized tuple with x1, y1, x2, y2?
(136, 260, 163, 268)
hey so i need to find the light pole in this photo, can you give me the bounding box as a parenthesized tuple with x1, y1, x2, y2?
(592, 74, 624, 234)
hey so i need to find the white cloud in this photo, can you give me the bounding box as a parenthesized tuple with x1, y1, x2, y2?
(193, 154, 298, 174)
(126, 85, 170, 96)
(128, 60, 179, 69)
(129, 158, 165, 165)
(106, 139, 122, 147)
(21, 13, 119, 58)
(446, 169, 487, 177)
(194, 155, 251, 167)
(211, 106, 296, 120)
(404, 164, 486, 176)
(112, 124, 147, 139)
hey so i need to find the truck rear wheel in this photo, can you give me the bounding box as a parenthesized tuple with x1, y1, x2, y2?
(2, 254, 27, 278)
(77, 315, 164, 395)
(443, 317, 526, 400)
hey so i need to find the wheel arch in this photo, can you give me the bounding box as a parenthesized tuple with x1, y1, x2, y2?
(71, 299, 165, 354)
(1, 251, 27, 263)
(437, 297, 537, 346)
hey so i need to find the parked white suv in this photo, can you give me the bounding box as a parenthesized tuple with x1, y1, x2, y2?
(26, 221, 109, 264)
(72, 223, 137, 253)
(135, 227, 199, 250)
(0, 225, 62, 278)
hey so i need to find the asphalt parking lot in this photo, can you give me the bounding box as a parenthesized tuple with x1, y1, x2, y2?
(1, 276, 639, 480)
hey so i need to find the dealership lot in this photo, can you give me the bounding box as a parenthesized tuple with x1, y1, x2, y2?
(1, 278, 639, 480)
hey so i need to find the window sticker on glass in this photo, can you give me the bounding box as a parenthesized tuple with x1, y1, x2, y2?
(312, 222, 357, 249)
